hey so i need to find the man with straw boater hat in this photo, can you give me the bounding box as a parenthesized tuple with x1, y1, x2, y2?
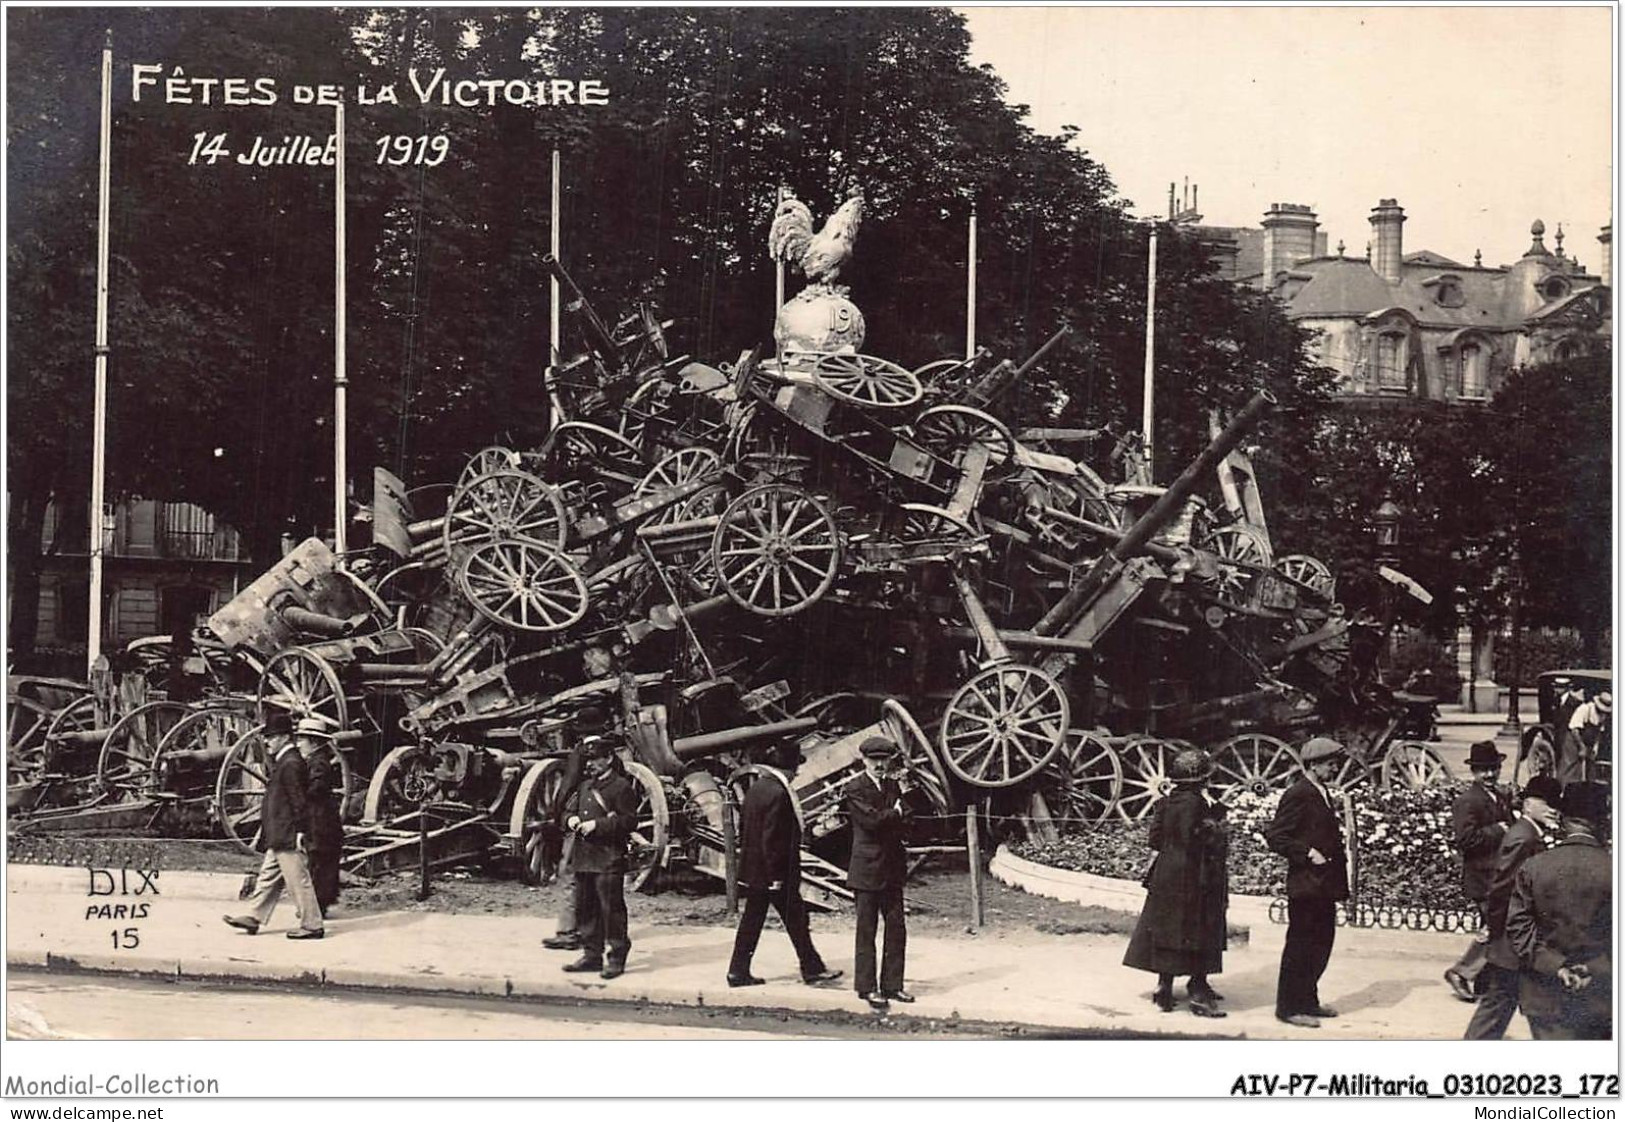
(1445, 739, 1514, 1002)
(1265, 736, 1349, 1028)
(223, 715, 327, 939)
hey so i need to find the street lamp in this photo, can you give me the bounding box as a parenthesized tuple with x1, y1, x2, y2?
(1372, 498, 1402, 569)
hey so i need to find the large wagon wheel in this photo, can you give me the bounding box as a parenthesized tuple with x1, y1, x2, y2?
(619, 377, 676, 450)
(1325, 751, 1375, 796)
(1275, 554, 1336, 601)
(509, 757, 568, 885)
(712, 483, 840, 617)
(214, 727, 353, 854)
(938, 664, 1069, 788)
(457, 446, 522, 489)
(95, 701, 191, 797)
(1039, 730, 1124, 824)
(363, 742, 441, 824)
(443, 469, 568, 559)
(1209, 524, 1272, 602)
(543, 421, 644, 477)
(154, 704, 259, 799)
(456, 539, 590, 633)
(1115, 736, 1179, 822)
(624, 760, 670, 892)
(880, 698, 953, 815)
(912, 405, 1015, 468)
(676, 767, 729, 880)
(634, 447, 725, 527)
(896, 502, 978, 544)
(1210, 732, 1301, 805)
(257, 647, 350, 730)
(811, 352, 923, 409)
(6, 695, 56, 783)
(1380, 740, 1454, 791)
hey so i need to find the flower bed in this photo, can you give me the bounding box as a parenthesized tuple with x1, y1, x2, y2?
(1012, 783, 1476, 915)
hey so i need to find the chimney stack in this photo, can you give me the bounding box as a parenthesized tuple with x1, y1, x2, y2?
(1600, 224, 1612, 286)
(1369, 199, 1406, 284)
(1260, 203, 1320, 289)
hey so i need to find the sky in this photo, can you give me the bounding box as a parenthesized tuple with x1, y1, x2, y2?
(961, 5, 1616, 272)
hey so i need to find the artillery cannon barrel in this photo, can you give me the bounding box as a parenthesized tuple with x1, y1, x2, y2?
(1038, 506, 1182, 564)
(1034, 389, 1275, 635)
(49, 728, 113, 749)
(407, 515, 445, 540)
(671, 717, 820, 760)
(944, 628, 1093, 654)
(969, 325, 1070, 406)
(354, 662, 436, 682)
(280, 606, 357, 638)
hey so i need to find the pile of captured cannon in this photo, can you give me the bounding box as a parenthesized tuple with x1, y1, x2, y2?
(7, 190, 1445, 899)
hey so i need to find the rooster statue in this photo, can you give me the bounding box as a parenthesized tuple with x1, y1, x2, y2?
(768, 191, 863, 288)
(768, 189, 868, 355)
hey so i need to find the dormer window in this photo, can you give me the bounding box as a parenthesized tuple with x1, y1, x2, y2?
(1460, 343, 1488, 399)
(1542, 276, 1570, 301)
(1433, 277, 1465, 308)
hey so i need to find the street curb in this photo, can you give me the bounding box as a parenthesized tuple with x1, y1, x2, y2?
(5, 954, 1242, 1039)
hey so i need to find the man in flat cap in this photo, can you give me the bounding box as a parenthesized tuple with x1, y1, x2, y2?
(843, 735, 914, 1012)
(1561, 691, 1611, 785)
(726, 738, 843, 988)
(1445, 740, 1514, 1001)
(1506, 781, 1611, 1040)
(1265, 736, 1350, 1028)
(1465, 774, 1562, 1039)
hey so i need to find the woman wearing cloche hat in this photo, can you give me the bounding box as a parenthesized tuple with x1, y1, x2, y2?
(1123, 747, 1230, 1017)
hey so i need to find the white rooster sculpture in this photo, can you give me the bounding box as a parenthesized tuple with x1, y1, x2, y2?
(768, 191, 863, 287)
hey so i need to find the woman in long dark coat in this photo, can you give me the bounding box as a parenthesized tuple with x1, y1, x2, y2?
(296, 721, 345, 916)
(1123, 747, 1229, 1017)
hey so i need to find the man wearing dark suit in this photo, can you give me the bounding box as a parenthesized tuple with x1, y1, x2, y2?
(1506, 781, 1611, 1040)
(726, 740, 843, 988)
(843, 735, 914, 1012)
(295, 719, 346, 917)
(560, 733, 640, 980)
(1464, 775, 1561, 1039)
(1445, 740, 1514, 1001)
(1265, 737, 1349, 1028)
(223, 716, 324, 939)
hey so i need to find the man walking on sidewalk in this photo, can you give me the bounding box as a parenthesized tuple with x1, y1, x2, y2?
(1464, 775, 1561, 1039)
(726, 739, 842, 989)
(560, 731, 639, 980)
(843, 735, 914, 1013)
(1445, 740, 1513, 1002)
(1265, 737, 1349, 1028)
(1507, 781, 1612, 1040)
(223, 715, 325, 939)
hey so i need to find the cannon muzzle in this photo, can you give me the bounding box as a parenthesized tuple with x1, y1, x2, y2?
(671, 717, 821, 761)
(280, 606, 362, 638)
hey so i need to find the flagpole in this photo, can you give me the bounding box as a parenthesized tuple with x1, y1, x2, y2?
(774, 184, 787, 316)
(333, 102, 348, 555)
(1141, 224, 1158, 482)
(86, 30, 113, 674)
(965, 207, 978, 360)
(547, 147, 563, 432)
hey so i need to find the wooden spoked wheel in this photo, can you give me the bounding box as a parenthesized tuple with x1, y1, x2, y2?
(1115, 736, 1178, 822)
(257, 648, 349, 730)
(810, 352, 923, 409)
(1040, 730, 1124, 824)
(619, 377, 675, 449)
(1210, 524, 1272, 601)
(938, 664, 1069, 788)
(624, 760, 670, 892)
(457, 446, 522, 490)
(1210, 733, 1300, 805)
(214, 727, 352, 854)
(1324, 752, 1375, 796)
(896, 502, 977, 544)
(1381, 741, 1454, 791)
(95, 701, 191, 797)
(154, 705, 259, 796)
(634, 447, 724, 527)
(456, 539, 590, 633)
(1275, 554, 1336, 601)
(6, 695, 55, 784)
(509, 758, 567, 885)
(712, 484, 841, 617)
(37, 694, 102, 772)
(911, 356, 977, 387)
(912, 405, 1015, 469)
(676, 767, 729, 880)
(443, 469, 568, 559)
(880, 698, 954, 814)
(543, 421, 644, 476)
(363, 742, 440, 824)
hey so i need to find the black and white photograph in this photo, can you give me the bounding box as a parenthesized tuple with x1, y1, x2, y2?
(2, 1, 1617, 1109)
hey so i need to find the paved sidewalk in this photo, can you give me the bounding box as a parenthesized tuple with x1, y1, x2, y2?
(5, 863, 1514, 1039)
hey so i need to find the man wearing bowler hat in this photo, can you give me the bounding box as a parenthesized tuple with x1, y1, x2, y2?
(1265, 736, 1349, 1028)
(223, 714, 325, 939)
(726, 738, 843, 988)
(1464, 774, 1562, 1039)
(1507, 781, 1611, 1040)
(843, 735, 914, 1012)
(1445, 740, 1514, 1001)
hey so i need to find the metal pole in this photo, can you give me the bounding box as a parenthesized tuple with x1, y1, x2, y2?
(774, 184, 786, 316)
(966, 207, 978, 360)
(1141, 225, 1158, 482)
(332, 102, 348, 555)
(547, 148, 563, 432)
(721, 784, 739, 916)
(965, 804, 984, 929)
(86, 31, 113, 675)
